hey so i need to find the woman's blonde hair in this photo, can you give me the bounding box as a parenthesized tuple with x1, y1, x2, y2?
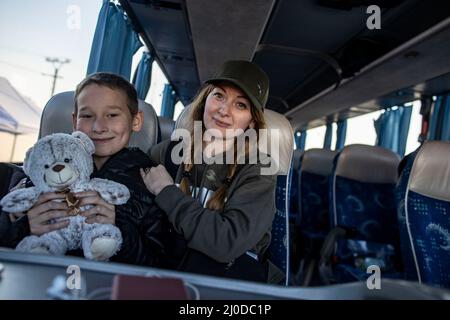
(179, 82, 266, 211)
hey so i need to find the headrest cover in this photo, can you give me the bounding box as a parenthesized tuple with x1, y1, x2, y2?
(39, 91, 158, 153)
(259, 109, 294, 175)
(409, 141, 450, 202)
(335, 144, 400, 184)
(302, 149, 338, 176)
(158, 116, 175, 142)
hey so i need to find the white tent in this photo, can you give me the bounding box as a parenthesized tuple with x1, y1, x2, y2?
(0, 77, 41, 161)
(0, 77, 41, 134)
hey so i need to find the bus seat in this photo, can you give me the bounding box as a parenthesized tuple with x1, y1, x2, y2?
(263, 110, 294, 286)
(295, 148, 337, 285)
(157, 116, 175, 142)
(300, 149, 337, 232)
(38, 91, 159, 154)
(404, 141, 450, 289)
(289, 149, 303, 281)
(395, 149, 420, 281)
(320, 144, 401, 284)
(289, 149, 304, 225)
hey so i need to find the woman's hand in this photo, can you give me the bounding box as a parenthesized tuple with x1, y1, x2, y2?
(140, 165, 174, 195)
(27, 192, 71, 236)
(75, 191, 116, 225)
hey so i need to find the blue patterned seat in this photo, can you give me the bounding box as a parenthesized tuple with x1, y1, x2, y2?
(289, 149, 304, 224)
(404, 141, 450, 289)
(322, 144, 401, 283)
(300, 149, 337, 233)
(260, 110, 294, 286)
(395, 149, 420, 281)
(295, 149, 337, 285)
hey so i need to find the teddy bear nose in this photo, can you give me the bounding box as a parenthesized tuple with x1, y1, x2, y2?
(52, 164, 65, 172)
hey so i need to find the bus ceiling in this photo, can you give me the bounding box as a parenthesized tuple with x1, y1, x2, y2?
(119, 0, 450, 130)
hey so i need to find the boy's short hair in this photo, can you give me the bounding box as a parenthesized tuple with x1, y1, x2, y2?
(74, 72, 139, 117)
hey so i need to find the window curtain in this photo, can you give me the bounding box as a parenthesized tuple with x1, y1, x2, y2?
(294, 130, 307, 150)
(335, 119, 347, 150)
(161, 84, 177, 119)
(374, 106, 412, 157)
(132, 51, 154, 100)
(87, 0, 142, 80)
(428, 94, 450, 141)
(323, 123, 333, 149)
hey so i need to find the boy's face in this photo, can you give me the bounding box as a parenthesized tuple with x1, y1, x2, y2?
(72, 84, 142, 168)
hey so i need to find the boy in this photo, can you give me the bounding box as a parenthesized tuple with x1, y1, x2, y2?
(0, 73, 165, 266)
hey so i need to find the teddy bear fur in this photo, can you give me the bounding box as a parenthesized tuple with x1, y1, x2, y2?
(0, 131, 130, 261)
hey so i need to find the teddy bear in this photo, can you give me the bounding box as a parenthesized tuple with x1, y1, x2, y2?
(0, 131, 130, 261)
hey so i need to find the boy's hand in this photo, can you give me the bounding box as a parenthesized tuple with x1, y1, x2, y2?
(140, 165, 174, 195)
(27, 192, 71, 236)
(75, 191, 116, 225)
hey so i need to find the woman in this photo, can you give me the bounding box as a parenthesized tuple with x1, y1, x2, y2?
(141, 60, 277, 282)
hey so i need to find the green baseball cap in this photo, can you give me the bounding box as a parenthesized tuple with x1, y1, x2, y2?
(205, 60, 269, 111)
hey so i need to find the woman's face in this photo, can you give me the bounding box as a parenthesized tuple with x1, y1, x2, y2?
(203, 83, 255, 138)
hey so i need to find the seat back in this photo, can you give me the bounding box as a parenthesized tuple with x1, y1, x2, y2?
(300, 149, 337, 232)
(328, 144, 401, 281)
(39, 91, 158, 153)
(405, 141, 450, 288)
(263, 110, 294, 285)
(395, 149, 420, 281)
(331, 144, 400, 244)
(289, 149, 304, 224)
(157, 116, 175, 142)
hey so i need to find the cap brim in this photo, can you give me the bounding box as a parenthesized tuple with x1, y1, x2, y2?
(205, 78, 264, 111)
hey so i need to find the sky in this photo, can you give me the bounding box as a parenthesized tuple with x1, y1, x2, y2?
(0, 0, 177, 161)
(0, 0, 104, 109)
(0, 0, 420, 162)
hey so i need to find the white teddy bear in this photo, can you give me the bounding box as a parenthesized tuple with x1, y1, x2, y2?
(0, 131, 130, 261)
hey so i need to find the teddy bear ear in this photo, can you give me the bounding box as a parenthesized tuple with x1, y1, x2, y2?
(72, 131, 95, 155)
(23, 147, 33, 176)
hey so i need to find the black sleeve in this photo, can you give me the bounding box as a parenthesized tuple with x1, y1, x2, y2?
(112, 195, 166, 266)
(0, 212, 30, 248)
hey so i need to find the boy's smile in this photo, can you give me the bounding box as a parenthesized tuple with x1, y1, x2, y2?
(73, 84, 142, 170)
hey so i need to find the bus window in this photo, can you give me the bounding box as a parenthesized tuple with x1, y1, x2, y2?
(304, 125, 326, 150)
(345, 110, 382, 146)
(405, 100, 422, 155)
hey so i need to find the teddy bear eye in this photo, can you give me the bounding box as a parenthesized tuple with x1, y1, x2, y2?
(64, 158, 71, 163)
(44, 165, 49, 169)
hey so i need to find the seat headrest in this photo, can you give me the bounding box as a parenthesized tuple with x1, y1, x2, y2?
(158, 116, 175, 142)
(302, 149, 338, 176)
(335, 144, 400, 184)
(174, 105, 294, 175)
(39, 91, 158, 153)
(409, 141, 450, 202)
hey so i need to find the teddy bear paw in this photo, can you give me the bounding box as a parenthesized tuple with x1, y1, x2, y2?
(90, 237, 119, 261)
(29, 246, 51, 255)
